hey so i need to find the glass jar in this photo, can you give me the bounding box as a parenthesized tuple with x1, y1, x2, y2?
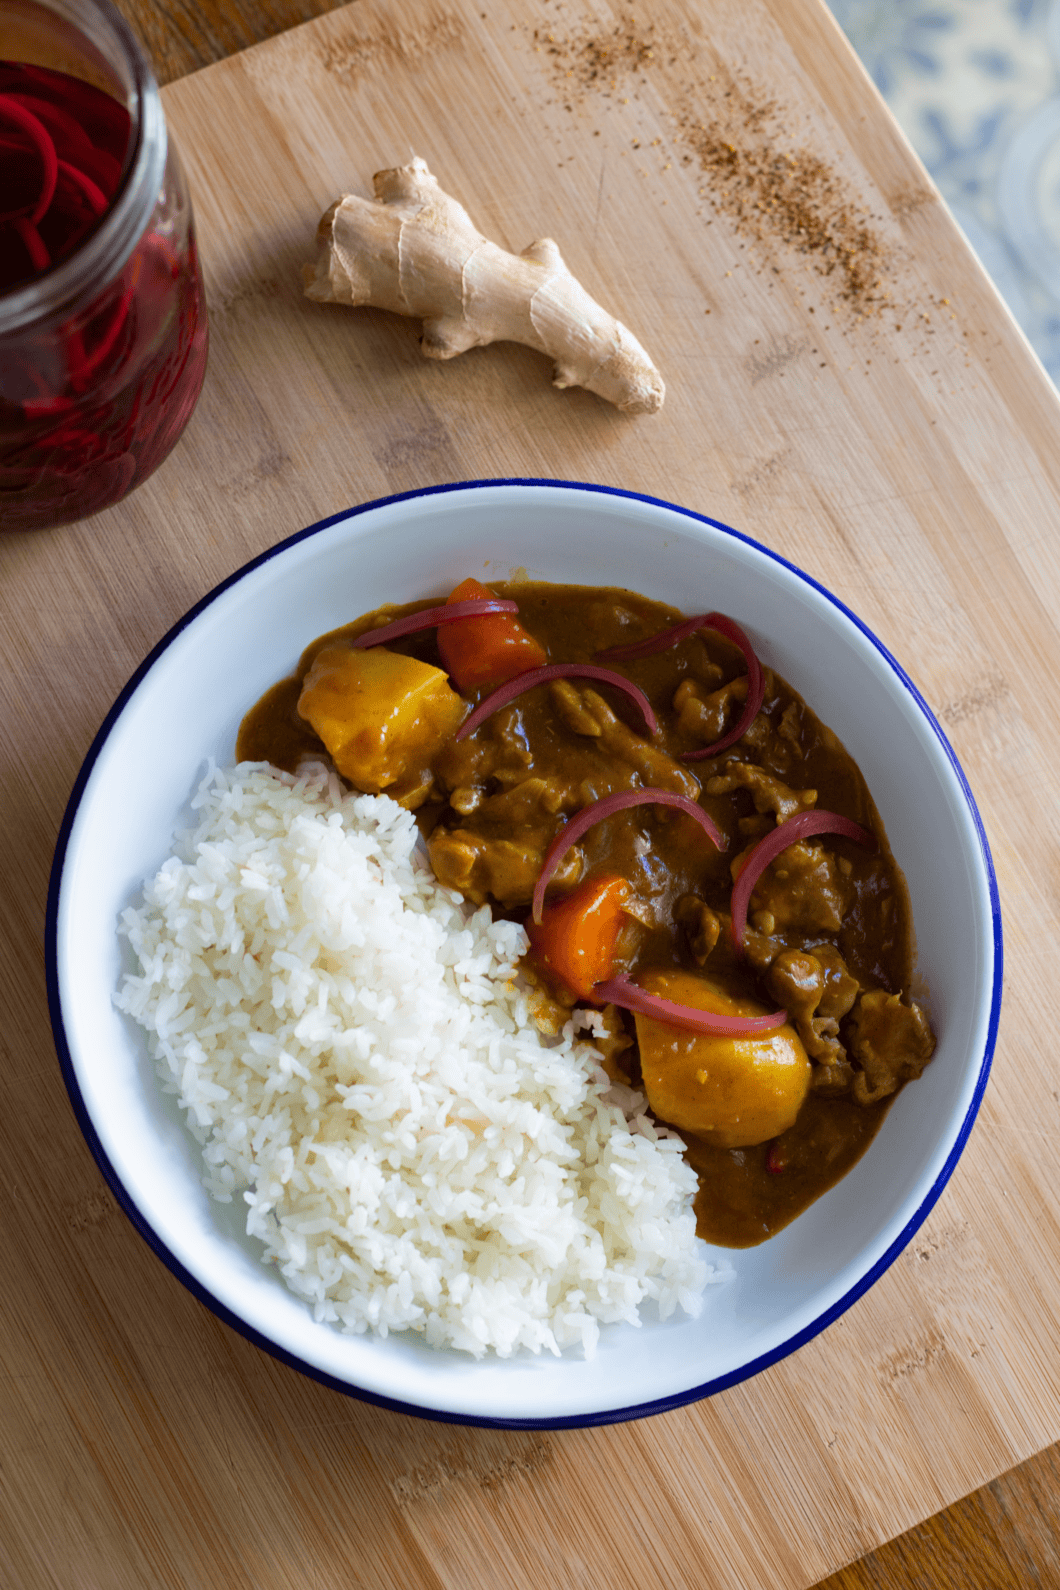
(0, 0, 208, 531)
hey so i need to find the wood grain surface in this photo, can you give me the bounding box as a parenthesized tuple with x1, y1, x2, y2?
(6, 0, 1060, 1584)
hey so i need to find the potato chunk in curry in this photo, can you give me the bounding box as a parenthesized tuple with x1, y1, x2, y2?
(634, 968, 811, 1148)
(298, 644, 465, 798)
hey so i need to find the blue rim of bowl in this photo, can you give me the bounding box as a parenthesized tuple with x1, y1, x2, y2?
(45, 477, 1003, 1430)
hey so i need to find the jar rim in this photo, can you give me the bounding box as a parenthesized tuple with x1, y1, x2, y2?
(0, 0, 168, 332)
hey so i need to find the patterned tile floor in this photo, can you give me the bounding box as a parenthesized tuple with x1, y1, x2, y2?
(826, 0, 1060, 382)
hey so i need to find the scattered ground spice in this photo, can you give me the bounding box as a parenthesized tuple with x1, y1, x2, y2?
(532, 12, 658, 92)
(524, 11, 977, 368)
(531, 17, 890, 319)
(676, 78, 891, 316)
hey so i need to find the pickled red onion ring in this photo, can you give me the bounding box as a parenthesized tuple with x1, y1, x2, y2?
(13, 217, 50, 272)
(532, 788, 724, 925)
(0, 94, 58, 223)
(57, 158, 107, 217)
(593, 975, 788, 1035)
(352, 598, 518, 649)
(456, 663, 659, 743)
(681, 615, 764, 759)
(71, 285, 135, 387)
(730, 810, 877, 954)
(596, 610, 765, 759)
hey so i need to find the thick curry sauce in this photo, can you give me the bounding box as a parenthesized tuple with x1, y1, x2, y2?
(238, 582, 935, 1248)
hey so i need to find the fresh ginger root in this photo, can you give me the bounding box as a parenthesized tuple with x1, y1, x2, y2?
(303, 158, 665, 414)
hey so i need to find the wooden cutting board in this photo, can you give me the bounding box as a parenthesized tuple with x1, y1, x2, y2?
(6, 0, 1060, 1585)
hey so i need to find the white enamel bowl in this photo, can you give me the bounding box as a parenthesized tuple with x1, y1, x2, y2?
(47, 480, 1001, 1427)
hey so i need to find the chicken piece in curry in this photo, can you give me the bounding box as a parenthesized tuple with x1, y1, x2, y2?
(237, 579, 935, 1248)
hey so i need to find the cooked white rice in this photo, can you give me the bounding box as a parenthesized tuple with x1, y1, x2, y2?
(117, 761, 720, 1358)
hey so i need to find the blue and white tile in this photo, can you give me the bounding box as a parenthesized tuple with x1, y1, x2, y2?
(827, 0, 1060, 382)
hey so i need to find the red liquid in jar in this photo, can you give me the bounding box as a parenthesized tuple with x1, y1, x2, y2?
(0, 61, 208, 531)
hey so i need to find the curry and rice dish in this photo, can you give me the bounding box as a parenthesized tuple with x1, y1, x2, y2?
(237, 579, 935, 1250)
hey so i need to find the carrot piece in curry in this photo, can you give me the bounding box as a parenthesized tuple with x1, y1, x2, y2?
(526, 873, 629, 1001)
(437, 577, 547, 690)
